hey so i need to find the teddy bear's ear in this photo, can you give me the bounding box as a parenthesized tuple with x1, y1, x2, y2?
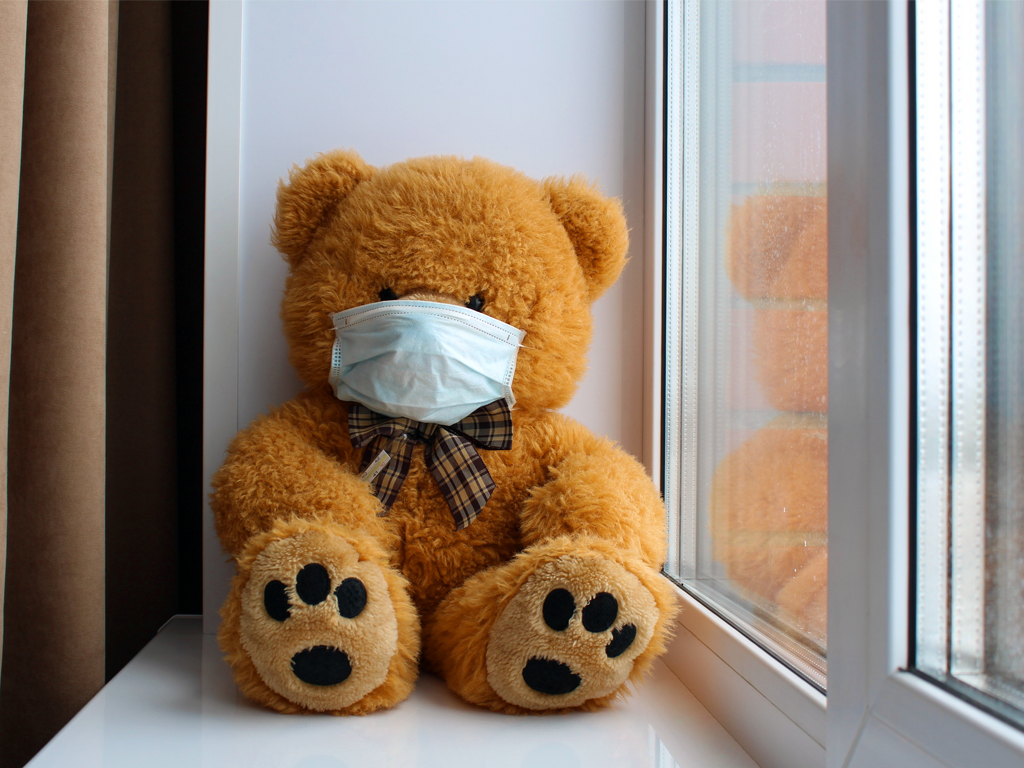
(272, 149, 375, 266)
(543, 175, 629, 301)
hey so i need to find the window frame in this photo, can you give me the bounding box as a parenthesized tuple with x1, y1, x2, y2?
(646, 2, 826, 766)
(827, 3, 1024, 766)
(651, 2, 1024, 767)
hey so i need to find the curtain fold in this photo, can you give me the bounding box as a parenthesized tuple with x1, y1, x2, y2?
(105, 0, 180, 680)
(0, 3, 117, 766)
(0, 0, 29, 687)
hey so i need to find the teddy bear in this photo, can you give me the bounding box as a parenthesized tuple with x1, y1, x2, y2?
(211, 150, 678, 716)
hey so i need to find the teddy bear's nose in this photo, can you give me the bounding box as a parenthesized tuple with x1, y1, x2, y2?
(290, 645, 352, 686)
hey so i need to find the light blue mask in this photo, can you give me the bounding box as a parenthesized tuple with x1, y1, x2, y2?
(328, 300, 527, 426)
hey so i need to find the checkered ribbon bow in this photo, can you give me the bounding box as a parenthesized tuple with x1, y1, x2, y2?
(348, 400, 514, 530)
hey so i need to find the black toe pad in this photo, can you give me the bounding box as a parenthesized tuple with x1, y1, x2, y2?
(291, 646, 352, 686)
(542, 588, 576, 631)
(606, 624, 637, 658)
(264, 580, 290, 621)
(335, 577, 368, 619)
(522, 657, 581, 695)
(582, 592, 618, 633)
(296, 563, 331, 605)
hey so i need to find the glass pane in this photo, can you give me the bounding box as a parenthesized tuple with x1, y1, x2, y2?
(979, 0, 1024, 714)
(664, 0, 828, 689)
(915, 0, 1024, 727)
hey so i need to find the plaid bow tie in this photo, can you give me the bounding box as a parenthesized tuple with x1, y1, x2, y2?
(348, 400, 514, 530)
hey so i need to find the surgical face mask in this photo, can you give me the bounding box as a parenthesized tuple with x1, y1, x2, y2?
(328, 299, 527, 426)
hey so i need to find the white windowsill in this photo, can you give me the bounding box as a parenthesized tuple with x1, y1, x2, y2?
(663, 582, 827, 768)
(26, 616, 762, 768)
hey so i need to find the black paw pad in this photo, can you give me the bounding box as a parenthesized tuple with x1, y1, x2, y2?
(542, 588, 576, 631)
(606, 624, 637, 658)
(296, 563, 331, 605)
(522, 657, 581, 695)
(335, 577, 367, 619)
(264, 580, 290, 621)
(582, 592, 618, 633)
(291, 645, 352, 686)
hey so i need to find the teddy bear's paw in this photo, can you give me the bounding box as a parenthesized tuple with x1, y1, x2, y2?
(238, 529, 399, 712)
(485, 554, 658, 710)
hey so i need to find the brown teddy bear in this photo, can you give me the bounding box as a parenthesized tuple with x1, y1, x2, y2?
(212, 150, 677, 716)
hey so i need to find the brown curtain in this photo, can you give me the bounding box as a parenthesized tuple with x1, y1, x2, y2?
(0, 3, 190, 766)
(1, 3, 117, 765)
(104, 0, 180, 682)
(0, 0, 29, 691)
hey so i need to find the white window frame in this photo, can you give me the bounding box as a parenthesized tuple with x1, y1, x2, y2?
(203, 0, 243, 634)
(648, 3, 1024, 767)
(643, 3, 826, 767)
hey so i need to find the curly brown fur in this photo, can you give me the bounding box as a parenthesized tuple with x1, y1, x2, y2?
(211, 392, 396, 559)
(517, 414, 668, 568)
(543, 175, 629, 301)
(272, 149, 375, 265)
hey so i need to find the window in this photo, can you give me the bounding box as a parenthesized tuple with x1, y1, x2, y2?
(662, 0, 828, 690)
(659, 2, 1024, 767)
(914, 0, 1024, 731)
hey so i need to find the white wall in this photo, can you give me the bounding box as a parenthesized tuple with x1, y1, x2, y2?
(205, 0, 648, 625)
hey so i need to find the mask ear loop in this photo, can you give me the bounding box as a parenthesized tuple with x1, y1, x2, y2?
(328, 337, 344, 390)
(502, 343, 523, 411)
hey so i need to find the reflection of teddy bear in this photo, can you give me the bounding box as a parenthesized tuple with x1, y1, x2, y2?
(712, 195, 828, 642)
(710, 423, 827, 643)
(212, 151, 677, 715)
(729, 194, 827, 413)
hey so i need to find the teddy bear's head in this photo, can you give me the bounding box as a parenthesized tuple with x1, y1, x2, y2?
(272, 150, 629, 414)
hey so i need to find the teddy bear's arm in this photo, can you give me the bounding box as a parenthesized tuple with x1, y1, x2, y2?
(211, 393, 388, 559)
(516, 414, 668, 571)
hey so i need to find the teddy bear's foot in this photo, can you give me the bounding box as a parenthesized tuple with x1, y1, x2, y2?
(426, 537, 674, 713)
(485, 552, 659, 710)
(220, 519, 420, 714)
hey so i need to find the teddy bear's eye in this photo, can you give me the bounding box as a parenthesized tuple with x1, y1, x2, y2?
(466, 294, 485, 312)
(379, 287, 399, 301)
